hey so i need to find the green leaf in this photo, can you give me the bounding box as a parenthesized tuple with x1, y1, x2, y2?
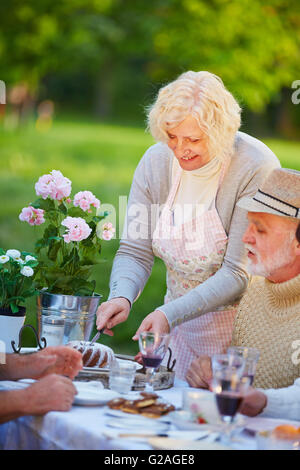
(25, 259, 39, 268)
(67, 207, 86, 218)
(47, 240, 61, 262)
(44, 210, 58, 223)
(9, 303, 20, 314)
(31, 198, 56, 212)
(58, 202, 68, 215)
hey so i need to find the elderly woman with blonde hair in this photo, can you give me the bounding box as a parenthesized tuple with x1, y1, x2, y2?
(96, 71, 280, 380)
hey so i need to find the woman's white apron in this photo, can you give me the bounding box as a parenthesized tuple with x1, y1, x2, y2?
(152, 160, 238, 380)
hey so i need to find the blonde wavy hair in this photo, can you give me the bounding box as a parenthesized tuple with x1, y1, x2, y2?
(147, 71, 241, 160)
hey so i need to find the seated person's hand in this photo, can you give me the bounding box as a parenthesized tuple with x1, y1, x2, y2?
(185, 355, 212, 389)
(29, 346, 83, 380)
(238, 387, 267, 417)
(24, 374, 77, 415)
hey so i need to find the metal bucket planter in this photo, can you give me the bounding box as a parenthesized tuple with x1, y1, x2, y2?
(37, 291, 102, 346)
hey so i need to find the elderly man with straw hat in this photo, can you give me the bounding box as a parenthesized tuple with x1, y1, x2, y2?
(186, 168, 300, 419)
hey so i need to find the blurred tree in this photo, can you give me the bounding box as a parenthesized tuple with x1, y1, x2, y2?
(0, 0, 299, 122)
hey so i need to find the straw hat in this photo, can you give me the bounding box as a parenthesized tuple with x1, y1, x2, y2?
(237, 168, 300, 219)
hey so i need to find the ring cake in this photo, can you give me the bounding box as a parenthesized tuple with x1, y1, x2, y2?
(68, 340, 115, 368)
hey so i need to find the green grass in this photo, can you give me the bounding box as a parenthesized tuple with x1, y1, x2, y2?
(0, 117, 299, 355)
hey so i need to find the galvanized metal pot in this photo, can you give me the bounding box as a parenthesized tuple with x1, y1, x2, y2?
(37, 290, 102, 346)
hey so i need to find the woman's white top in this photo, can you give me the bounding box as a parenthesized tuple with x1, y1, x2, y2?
(172, 156, 222, 225)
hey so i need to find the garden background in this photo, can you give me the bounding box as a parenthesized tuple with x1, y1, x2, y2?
(0, 0, 299, 355)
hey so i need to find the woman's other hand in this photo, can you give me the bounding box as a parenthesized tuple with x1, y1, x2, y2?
(132, 310, 170, 340)
(96, 297, 131, 335)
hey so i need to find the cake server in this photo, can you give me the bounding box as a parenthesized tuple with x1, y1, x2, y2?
(90, 328, 105, 345)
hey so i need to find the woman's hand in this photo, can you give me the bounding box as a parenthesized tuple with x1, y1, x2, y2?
(132, 310, 170, 340)
(96, 297, 131, 335)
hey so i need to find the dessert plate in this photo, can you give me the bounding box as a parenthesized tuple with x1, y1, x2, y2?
(73, 388, 119, 406)
(104, 407, 173, 423)
(149, 437, 230, 451)
(106, 417, 169, 433)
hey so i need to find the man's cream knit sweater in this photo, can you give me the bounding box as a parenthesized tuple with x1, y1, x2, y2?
(232, 273, 300, 389)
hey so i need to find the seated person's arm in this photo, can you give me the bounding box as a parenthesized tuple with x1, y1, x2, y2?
(0, 374, 77, 424)
(0, 346, 82, 381)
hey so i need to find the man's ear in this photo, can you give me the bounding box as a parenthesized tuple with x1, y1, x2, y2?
(295, 223, 300, 255)
(295, 241, 300, 256)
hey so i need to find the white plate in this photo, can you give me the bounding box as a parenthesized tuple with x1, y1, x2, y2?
(73, 388, 119, 406)
(106, 417, 169, 433)
(19, 347, 39, 354)
(73, 381, 104, 392)
(149, 437, 230, 451)
(104, 403, 173, 423)
(83, 359, 143, 372)
(168, 410, 246, 432)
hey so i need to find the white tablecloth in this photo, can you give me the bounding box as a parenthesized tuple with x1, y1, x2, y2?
(0, 379, 299, 450)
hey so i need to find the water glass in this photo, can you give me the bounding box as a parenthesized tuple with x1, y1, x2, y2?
(41, 315, 64, 346)
(227, 347, 260, 385)
(109, 359, 137, 394)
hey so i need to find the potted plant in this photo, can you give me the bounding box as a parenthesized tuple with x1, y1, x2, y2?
(19, 170, 115, 345)
(0, 248, 39, 352)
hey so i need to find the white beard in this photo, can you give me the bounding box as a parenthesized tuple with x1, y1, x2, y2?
(245, 235, 295, 278)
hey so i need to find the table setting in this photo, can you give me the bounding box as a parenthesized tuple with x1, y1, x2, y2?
(1, 342, 300, 451)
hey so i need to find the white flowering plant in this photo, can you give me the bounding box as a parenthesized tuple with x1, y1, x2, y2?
(0, 248, 39, 314)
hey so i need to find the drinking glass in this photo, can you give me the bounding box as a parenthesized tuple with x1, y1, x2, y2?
(138, 332, 170, 392)
(212, 366, 250, 443)
(109, 359, 137, 394)
(227, 347, 260, 385)
(211, 353, 245, 378)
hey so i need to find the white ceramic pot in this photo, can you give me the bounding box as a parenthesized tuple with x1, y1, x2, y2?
(0, 307, 26, 355)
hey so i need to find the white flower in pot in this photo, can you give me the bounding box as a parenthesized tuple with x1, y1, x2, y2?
(0, 249, 39, 353)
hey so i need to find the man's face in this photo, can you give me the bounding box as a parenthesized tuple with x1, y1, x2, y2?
(242, 212, 298, 279)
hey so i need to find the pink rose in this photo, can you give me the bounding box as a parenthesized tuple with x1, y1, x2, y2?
(102, 222, 115, 241)
(19, 206, 45, 226)
(73, 191, 100, 212)
(35, 170, 71, 201)
(35, 174, 54, 200)
(61, 216, 92, 243)
(49, 170, 72, 200)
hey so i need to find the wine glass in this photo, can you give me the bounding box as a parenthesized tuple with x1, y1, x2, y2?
(211, 353, 245, 379)
(138, 332, 170, 392)
(211, 366, 250, 444)
(227, 346, 260, 385)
